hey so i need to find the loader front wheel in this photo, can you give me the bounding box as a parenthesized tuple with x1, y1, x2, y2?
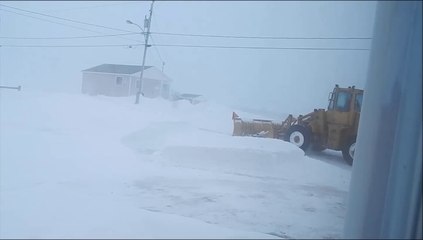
(287, 125, 311, 151)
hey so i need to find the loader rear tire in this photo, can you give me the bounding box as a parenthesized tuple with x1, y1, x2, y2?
(286, 125, 311, 151)
(342, 138, 356, 165)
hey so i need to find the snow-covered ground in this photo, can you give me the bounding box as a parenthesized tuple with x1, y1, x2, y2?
(0, 91, 351, 239)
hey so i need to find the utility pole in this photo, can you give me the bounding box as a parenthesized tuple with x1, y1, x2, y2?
(134, 0, 154, 104)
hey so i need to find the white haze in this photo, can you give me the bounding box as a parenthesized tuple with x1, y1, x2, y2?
(0, 1, 376, 116)
(1, 1, 378, 238)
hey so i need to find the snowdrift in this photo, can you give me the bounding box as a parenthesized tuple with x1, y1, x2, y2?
(0, 91, 351, 239)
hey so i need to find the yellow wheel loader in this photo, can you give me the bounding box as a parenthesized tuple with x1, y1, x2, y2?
(232, 85, 363, 165)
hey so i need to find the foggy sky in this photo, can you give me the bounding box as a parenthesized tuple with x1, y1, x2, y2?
(0, 1, 377, 116)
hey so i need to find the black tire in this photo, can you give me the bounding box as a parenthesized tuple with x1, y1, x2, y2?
(286, 125, 311, 151)
(342, 138, 356, 165)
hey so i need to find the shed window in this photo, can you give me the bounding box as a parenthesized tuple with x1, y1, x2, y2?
(116, 77, 123, 85)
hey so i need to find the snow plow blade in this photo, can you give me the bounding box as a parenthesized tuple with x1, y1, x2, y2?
(232, 112, 297, 139)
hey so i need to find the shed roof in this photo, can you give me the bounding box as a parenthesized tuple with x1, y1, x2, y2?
(82, 64, 152, 75)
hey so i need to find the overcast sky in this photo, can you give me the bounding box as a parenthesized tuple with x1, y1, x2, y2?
(0, 1, 377, 116)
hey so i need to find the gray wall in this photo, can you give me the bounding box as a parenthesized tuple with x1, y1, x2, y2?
(344, 1, 422, 238)
(82, 71, 172, 99)
(82, 72, 131, 97)
(142, 78, 161, 98)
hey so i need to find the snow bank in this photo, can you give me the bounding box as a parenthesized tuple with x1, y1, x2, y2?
(0, 90, 351, 239)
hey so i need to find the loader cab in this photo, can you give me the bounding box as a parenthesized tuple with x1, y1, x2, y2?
(325, 85, 364, 159)
(328, 85, 363, 113)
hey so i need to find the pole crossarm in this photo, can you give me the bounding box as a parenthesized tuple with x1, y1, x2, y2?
(0, 85, 21, 91)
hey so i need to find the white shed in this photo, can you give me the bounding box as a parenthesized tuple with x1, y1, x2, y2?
(81, 64, 172, 99)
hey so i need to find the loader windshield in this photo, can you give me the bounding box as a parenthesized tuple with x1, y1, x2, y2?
(335, 91, 352, 112)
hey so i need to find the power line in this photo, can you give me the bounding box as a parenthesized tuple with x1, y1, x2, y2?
(0, 4, 370, 54)
(0, 32, 139, 40)
(41, 2, 138, 13)
(0, 8, 143, 44)
(0, 29, 373, 42)
(1, 4, 372, 42)
(0, 43, 370, 51)
(126, 15, 164, 72)
(0, 44, 144, 48)
(149, 35, 164, 64)
(0, 5, 370, 43)
(151, 31, 373, 40)
(1, 3, 167, 72)
(0, 3, 136, 34)
(149, 11, 165, 68)
(153, 44, 370, 51)
(0, 8, 108, 35)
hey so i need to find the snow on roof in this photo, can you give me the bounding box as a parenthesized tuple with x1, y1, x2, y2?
(82, 64, 152, 75)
